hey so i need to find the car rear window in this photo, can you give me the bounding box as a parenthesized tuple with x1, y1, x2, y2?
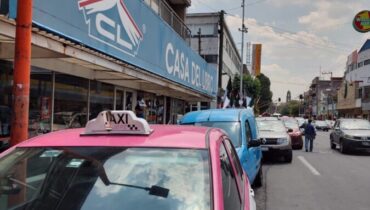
(193, 122, 241, 147)
(0, 147, 211, 210)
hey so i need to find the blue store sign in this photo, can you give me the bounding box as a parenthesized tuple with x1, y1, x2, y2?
(10, 0, 217, 97)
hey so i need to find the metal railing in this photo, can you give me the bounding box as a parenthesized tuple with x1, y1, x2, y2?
(144, 0, 191, 45)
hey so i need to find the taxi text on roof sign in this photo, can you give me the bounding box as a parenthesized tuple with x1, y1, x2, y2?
(82, 111, 152, 135)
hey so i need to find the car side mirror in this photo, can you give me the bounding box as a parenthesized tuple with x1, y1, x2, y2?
(248, 139, 261, 148)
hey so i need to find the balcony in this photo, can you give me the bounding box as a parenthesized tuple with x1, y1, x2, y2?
(144, 0, 191, 44)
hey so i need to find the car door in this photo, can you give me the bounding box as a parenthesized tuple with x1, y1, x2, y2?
(219, 140, 243, 210)
(242, 118, 258, 183)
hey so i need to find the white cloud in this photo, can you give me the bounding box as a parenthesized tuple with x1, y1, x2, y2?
(298, 0, 364, 31)
(224, 15, 348, 100)
(266, 0, 310, 7)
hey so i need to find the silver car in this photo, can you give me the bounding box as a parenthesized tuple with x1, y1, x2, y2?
(256, 118, 292, 163)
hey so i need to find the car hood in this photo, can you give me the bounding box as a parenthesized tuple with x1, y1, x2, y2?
(259, 131, 288, 139)
(342, 130, 370, 136)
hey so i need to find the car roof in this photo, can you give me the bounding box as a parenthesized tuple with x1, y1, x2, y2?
(181, 108, 254, 123)
(16, 125, 224, 149)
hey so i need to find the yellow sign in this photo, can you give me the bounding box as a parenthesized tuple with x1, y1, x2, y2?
(252, 44, 262, 76)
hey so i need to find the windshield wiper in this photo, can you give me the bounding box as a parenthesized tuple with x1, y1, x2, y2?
(63, 149, 170, 198)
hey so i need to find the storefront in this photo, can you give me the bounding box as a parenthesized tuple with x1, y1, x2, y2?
(0, 0, 217, 141)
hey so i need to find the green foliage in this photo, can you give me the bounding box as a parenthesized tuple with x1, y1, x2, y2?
(256, 73, 273, 113)
(231, 74, 261, 107)
(279, 100, 301, 116)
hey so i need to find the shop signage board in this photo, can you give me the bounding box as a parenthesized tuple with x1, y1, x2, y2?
(9, 0, 217, 97)
(353, 10, 370, 33)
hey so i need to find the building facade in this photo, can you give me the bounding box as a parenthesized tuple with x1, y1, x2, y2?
(343, 40, 370, 118)
(0, 0, 217, 140)
(185, 12, 242, 94)
(305, 77, 342, 119)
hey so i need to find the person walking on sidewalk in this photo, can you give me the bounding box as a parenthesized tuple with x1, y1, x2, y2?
(304, 119, 316, 152)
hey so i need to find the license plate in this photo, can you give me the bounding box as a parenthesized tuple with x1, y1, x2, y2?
(362, 142, 370, 146)
(261, 147, 269, 151)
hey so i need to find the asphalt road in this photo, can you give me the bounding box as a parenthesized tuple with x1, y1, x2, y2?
(254, 131, 370, 210)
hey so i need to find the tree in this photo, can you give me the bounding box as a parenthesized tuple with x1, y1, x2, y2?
(256, 73, 273, 113)
(232, 74, 261, 108)
(278, 100, 300, 116)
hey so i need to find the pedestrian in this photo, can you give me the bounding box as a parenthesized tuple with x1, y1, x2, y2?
(304, 119, 316, 152)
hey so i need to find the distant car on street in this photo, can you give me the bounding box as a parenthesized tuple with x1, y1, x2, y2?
(325, 120, 335, 129)
(0, 110, 257, 210)
(283, 119, 303, 149)
(180, 108, 263, 187)
(295, 117, 305, 128)
(330, 118, 370, 153)
(256, 117, 293, 163)
(314, 120, 330, 131)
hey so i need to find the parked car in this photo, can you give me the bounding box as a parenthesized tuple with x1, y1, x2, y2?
(0, 110, 257, 210)
(325, 120, 335, 129)
(283, 119, 304, 149)
(180, 108, 263, 187)
(330, 118, 370, 154)
(256, 117, 293, 162)
(314, 120, 330, 131)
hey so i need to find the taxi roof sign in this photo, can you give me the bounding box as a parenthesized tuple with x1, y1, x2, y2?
(82, 111, 152, 135)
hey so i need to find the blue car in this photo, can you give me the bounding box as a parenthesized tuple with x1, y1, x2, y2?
(180, 108, 263, 187)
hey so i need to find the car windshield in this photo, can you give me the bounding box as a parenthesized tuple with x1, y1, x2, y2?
(194, 122, 241, 147)
(256, 120, 286, 132)
(0, 147, 210, 210)
(341, 120, 370, 130)
(284, 120, 299, 129)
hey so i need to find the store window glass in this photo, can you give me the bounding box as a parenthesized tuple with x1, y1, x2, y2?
(135, 92, 165, 124)
(90, 81, 114, 119)
(54, 74, 89, 131)
(29, 67, 52, 137)
(172, 99, 185, 124)
(0, 60, 12, 150)
(115, 89, 124, 110)
(125, 90, 134, 111)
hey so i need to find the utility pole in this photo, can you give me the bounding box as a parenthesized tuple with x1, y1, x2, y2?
(10, 0, 33, 146)
(197, 28, 201, 55)
(218, 10, 225, 106)
(239, 0, 248, 106)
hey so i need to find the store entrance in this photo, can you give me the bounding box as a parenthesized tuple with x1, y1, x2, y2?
(115, 88, 135, 111)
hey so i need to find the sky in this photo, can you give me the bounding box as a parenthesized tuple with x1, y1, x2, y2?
(188, 0, 370, 101)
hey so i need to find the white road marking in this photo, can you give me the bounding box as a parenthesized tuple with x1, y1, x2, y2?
(298, 156, 321, 176)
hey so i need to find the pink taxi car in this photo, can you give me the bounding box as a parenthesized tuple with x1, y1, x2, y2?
(0, 111, 256, 210)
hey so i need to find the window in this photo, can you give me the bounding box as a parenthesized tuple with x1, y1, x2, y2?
(203, 55, 218, 63)
(90, 81, 114, 119)
(245, 121, 253, 143)
(364, 59, 370, 66)
(358, 62, 363, 68)
(54, 74, 89, 131)
(224, 139, 244, 184)
(220, 144, 241, 210)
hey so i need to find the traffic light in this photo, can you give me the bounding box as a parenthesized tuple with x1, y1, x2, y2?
(278, 98, 281, 102)
(299, 94, 303, 100)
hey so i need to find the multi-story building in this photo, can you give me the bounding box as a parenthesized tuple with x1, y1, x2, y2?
(343, 39, 370, 118)
(185, 12, 242, 100)
(306, 77, 342, 119)
(0, 0, 218, 140)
